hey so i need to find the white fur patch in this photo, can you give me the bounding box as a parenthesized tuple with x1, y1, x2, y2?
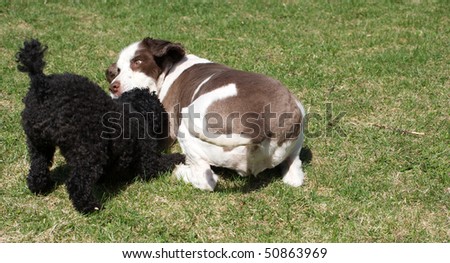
(180, 83, 253, 147)
(191, 75, 214, 101)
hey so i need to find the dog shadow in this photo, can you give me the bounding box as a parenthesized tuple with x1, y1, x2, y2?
(46, 164, 137, 206)
(49, 165, 71, 185)
(214, 146, 313, 193)
(43, 146, 313, 205)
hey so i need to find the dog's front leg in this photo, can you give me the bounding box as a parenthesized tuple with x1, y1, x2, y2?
(66, 165, 103, 214)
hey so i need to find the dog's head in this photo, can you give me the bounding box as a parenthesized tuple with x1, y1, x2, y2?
(106, 38, 185, 98)
(114, 88, 169, 148)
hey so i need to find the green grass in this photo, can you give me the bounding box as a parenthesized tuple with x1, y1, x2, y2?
(0, 0, 448, 242)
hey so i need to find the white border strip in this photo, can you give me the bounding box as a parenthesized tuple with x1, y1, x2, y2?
(1, 243, 449, 263)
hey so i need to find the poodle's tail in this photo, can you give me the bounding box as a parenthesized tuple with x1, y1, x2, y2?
(16, 39, 47, 76)
(16, 39, 49, 99)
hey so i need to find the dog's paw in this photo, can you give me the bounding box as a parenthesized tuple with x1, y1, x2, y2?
(27, 176, 56, 195)
(74, 200, 104, 214)
(174, 164, 217, 191)
(282, 169, 305, 187)
(171, 153, 186, 165)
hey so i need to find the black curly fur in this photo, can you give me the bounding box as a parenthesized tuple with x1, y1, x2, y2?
(116, 89, 169, 149)
(16, 39, 47, 75)
(17, 39, 185, 214)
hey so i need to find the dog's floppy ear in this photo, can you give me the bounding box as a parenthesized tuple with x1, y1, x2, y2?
(143, 37, 185, 67)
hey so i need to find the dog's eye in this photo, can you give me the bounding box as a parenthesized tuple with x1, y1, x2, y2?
(133, 59, 143, 65)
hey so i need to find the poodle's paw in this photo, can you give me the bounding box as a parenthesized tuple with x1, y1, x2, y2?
(75, 200, 103, 214)
(170, 153, 186, 165)
(27, 175, 55, 195)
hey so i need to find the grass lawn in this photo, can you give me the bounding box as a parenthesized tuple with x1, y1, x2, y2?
(0, 0, 448, 242)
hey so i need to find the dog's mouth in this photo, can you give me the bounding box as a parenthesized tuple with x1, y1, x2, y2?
(110, 91, 121, 99)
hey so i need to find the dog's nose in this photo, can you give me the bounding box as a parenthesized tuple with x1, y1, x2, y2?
(109, 81, 121, 94)
(106, 63, 120, 83)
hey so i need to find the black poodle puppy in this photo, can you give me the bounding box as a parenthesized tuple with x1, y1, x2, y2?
(16, 39, 184, 213)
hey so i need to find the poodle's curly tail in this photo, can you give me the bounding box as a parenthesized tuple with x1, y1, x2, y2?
(16, 39, 47, 77)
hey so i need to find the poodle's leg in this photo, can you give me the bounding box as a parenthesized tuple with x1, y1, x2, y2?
(281, 138, 305, 187)
(66, 164, 104, 213)
(26, 138, 55, 194)
(174, 158, 218, 191)
(64, 146, 106, 213)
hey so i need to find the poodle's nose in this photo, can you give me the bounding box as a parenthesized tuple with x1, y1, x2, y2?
(109, 81, 121, 94)
(106, 63, 120, 83)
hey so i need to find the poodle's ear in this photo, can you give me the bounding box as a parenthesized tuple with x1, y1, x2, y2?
(143, 37, 185, 68)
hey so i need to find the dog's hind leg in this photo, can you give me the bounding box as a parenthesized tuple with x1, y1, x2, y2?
(26, 138, 55, 194)
(173, 119, 218, 191)
(281, 138, 305, 187)
(174, 158, 218, 191)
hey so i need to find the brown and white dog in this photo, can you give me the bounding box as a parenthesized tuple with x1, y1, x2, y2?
(106, 38, 306, 191)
